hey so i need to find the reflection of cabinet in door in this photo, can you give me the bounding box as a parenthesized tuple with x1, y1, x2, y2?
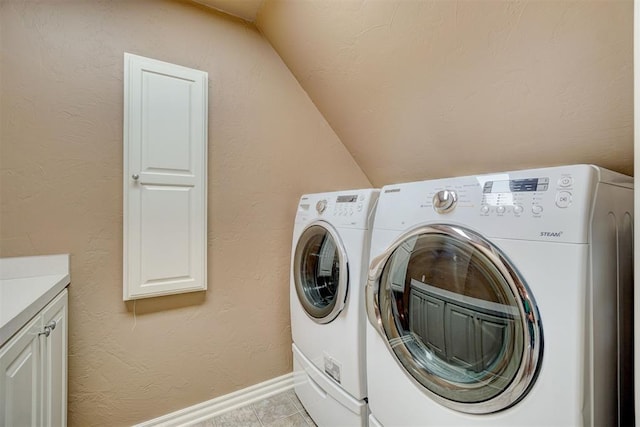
(0, 289, 68, 426)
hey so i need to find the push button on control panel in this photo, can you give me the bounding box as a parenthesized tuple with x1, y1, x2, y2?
(513, 205, 524, 214)
(555, 191, 572, 208)
(532, 205, 543, 215)
(558, 176, 573, 187)
(496, 206, 506, 214)
(480, 205, 490, 214)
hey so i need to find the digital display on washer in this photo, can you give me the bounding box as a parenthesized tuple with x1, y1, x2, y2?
(337, 195, 358, 203)
(483, 178, 549, 193)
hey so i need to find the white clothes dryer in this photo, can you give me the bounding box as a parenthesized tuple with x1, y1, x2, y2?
(365, 165, 633, 426)
(291, 189, 379, 426)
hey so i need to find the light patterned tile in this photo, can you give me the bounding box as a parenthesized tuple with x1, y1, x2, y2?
(252, 392, 299, 425)
(188, 421, 214, 427)
(283, 389, 297, 400)
(264, 413, 309, 427)
(209, 406, 261, 427)
(285, 389, 304, 412)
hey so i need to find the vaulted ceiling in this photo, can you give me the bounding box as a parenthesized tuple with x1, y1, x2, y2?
(198, 0, 634, 186)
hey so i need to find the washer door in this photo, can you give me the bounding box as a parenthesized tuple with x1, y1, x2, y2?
(294, 222, 348, 324)
(367, 224, 543, 414)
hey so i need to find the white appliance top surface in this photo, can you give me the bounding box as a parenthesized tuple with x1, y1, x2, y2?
(373, 164, 631, 244)
(295, 188, 379, 230)
(0, 254, 70, 346)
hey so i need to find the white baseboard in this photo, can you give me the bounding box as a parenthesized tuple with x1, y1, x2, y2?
(135, 373, 295, 427)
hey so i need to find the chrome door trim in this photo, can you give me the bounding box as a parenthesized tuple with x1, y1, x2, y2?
(366, 223, 543, 414)
(294, 221, 349, 324)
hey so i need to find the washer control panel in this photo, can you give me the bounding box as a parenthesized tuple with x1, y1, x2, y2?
(296, 190, 380, 228)
(331, 193, 366, 218)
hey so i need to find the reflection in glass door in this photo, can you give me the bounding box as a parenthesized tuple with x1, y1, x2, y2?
(368, 225, 542, 414)
(294, 224, 348, 324)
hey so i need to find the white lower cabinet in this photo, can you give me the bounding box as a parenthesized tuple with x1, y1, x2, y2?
(0, 288, 68, 427)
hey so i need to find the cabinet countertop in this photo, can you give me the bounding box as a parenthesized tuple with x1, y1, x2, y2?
(0, 254, 70, 346)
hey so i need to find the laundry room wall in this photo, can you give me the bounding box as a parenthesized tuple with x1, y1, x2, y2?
(257, 0, 633, 186)
(0, 0, 370, 425)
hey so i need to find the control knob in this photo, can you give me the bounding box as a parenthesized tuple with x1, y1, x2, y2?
(316, 200, 328, 214)
(432, 190, 458, 214)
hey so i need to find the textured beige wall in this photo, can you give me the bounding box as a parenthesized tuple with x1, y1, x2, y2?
(0, 0, 370, 425)
(257, 0, 633, 186)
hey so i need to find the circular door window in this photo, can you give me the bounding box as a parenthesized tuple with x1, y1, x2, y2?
(294, 223, 348, 324)
(368, 225, 542, 414)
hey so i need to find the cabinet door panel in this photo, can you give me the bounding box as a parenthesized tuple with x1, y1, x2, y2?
(142, 72, 193, 173)
(0, 317, 41, 427)
(140, 186, 193, 286)
(41, 289, 67, 427)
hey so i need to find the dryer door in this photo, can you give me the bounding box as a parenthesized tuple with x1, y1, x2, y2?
(294, 222, 348, 324)
(367, 224, 543, 414)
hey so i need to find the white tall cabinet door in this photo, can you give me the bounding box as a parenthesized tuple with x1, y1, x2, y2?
(41, 290, 67, 427)
(0, 316, 42, 427)
(123, 53, 208, 300)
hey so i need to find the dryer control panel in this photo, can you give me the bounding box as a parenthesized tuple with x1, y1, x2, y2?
(374, 165, 632, 244)
(422, 169, 589, 224)
(478, 175, 560, 218)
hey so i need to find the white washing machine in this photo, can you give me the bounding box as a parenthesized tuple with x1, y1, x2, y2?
(291, 189, 379, 426)
(365, 165, 633, 426)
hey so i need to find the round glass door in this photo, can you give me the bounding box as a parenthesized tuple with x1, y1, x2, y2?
(368, 224, 542, 414)
(294, 223, 348, 324)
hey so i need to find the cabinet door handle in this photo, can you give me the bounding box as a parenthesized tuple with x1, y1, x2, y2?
(39, 320, 57, 337)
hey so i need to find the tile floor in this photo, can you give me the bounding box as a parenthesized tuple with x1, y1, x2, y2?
(190, 389, 317, 427)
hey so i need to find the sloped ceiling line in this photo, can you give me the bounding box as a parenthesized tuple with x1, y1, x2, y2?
(191, 0, 265, 22)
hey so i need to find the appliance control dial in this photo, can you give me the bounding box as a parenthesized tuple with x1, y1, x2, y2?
(432, 190, 458, 214)
(316, 199, 327, 214)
